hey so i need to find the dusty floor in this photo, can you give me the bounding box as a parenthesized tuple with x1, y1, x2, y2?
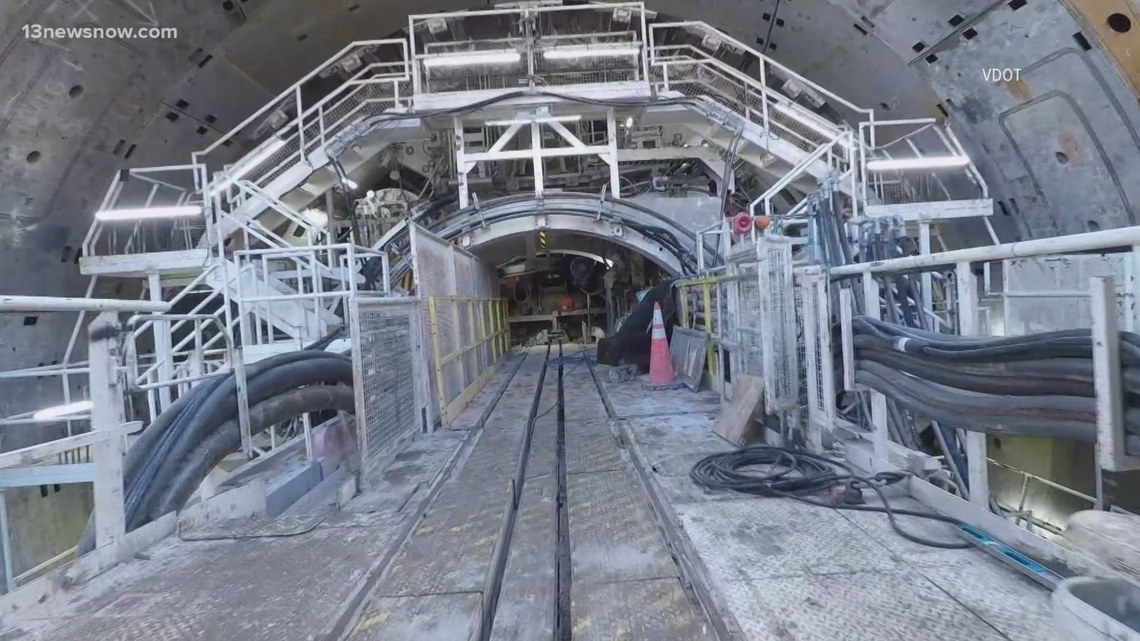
(0, 348, 1053, 640)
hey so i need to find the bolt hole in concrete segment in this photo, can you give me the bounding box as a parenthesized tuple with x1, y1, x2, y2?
(1107, 12, 1132, 33)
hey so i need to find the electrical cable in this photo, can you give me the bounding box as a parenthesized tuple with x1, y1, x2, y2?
(690, 445, 970, 549)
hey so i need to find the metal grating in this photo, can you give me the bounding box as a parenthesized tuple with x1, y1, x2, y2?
(350, 296, 427, 482)
(758, 237, 799, 411)
(735, 262, 764, 378)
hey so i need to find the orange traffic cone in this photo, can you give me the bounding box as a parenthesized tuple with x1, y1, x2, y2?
(645, 302, 679, 389)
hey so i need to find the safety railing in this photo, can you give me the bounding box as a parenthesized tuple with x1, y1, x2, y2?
(823, 225, 1140, 570)
(232, 243, 388, 349)
(0, 296, 171, 589)
(408, 3, 650, 96)
(128, 309, 236, 422)
(194, 41, 408, 188)
(649, 21, 872, 126)
(859, 118, 988, 206)
(426, 295, 509, 424)
(211, 179, 333, 252)
(649, 44, 850, 162)
(81, 165, 207, 259)
(676, 276, 727, 378)
(749, 131, 856, 222)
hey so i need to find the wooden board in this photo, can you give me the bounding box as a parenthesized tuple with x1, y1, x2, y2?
(714, 374, 764, 447)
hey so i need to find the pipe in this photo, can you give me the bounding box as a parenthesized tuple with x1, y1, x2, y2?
(832, 225, 1140, 276)
(0, 296, 170, 313)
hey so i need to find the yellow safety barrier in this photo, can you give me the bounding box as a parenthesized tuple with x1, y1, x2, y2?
(427, 296, 509, 424)
(676, 276, 725, 377)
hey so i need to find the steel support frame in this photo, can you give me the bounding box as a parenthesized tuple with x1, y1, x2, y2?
(1091, 276, 1140, 478)
(454, 110, 621, 208)
(87, 312, 127, 550)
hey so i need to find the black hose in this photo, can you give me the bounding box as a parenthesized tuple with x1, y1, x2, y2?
(125, 351, 349, 530)
(854, 364, 1104, 441)
(690, 446, 970, 549)
(133, 356, 354, 528)
(150, 384, 356, 521)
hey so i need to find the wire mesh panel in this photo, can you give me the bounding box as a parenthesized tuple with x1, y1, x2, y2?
(409, 223, 502, 426)
(350, 296, 428, 483)
(798, 269, 834, 451)
(758, 237, 799, 411)
(734, 262, 764, 377)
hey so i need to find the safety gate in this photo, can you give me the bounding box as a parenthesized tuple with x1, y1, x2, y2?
(349, 296, 430, 483)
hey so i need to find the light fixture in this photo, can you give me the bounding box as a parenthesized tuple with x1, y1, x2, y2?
(33, 400, 93, 421)
(95, 205, 202, 221)
(209, 137, 288, 196)
(422, 49, 520, 68)
(343, 178, 358, 190)
(485, 114, 582, 127)
(866, 156, 970, 171)
(542, 44, 640, 60)
(624, 116, 634, 128)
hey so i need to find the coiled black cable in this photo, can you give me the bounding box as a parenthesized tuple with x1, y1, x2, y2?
(690, 446, 970, 549)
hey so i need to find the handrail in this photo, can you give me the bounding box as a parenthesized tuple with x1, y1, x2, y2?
(198, 39, 409, 156)
(0, 296, 169, 313)
(831, 224, 1140, 276)
(749, 131, 852, 219)
(650, 44, 846, 140)
(649, 21, 872, 118)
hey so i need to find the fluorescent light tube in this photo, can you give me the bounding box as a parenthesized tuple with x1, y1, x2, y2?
(542, 44, 640, 60)
(485, 114, 582, 127)
(33, 400, 93, 421)
(422, 50, 521, 68)
(95, 205, 202, 221)
(866, 156, 970, 171)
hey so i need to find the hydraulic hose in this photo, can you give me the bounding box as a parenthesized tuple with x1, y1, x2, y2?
(132, 356, 353, 529)
(150, 385, 355, 521)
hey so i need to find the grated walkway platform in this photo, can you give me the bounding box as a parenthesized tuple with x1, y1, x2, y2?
(0, 349, 1056, 641)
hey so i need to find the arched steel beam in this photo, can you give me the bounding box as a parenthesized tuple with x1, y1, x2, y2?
(454, 213, 684, 275)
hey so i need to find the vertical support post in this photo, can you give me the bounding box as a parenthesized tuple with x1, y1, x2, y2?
(233, 346, 253, 458)
(679, 284, 690, 329)
(702, 282, 714, 376)
(802, 271, 822, 453)
(428, 297, 447, 423)
(477, 299, 488, 367)
(147, 272, 173, 411)
(454, 117, 470, 208)
(531, 121, 544, 199)
(861, 277, 889, 467)
(88, 312, 126, 550)
(607, 109, 621, 197)
(956, 261, 990, 508)
(840, 288, 856, 392)
(818, 275, 836, 439)
(1091, 276, 1121, 506)
(0, 492, 15, 593)
(919, 223, 933, 324)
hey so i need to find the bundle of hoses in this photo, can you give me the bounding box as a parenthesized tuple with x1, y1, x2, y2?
(76, 349, 356, 554)
(852, 316, 1140, 453)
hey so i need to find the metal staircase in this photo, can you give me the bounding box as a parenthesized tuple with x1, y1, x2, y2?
(5, 4, 993, 428)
